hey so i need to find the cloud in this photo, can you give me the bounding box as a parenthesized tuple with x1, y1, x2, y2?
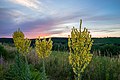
(91, 29, 116, 33)
(9, 0, 47, 13)
(9, 0, 40, 9)
(0, 8, 15, 28)
(0, 8, 27, 36)
(0, 0, 120, 38)
(1, 7, 120, 38)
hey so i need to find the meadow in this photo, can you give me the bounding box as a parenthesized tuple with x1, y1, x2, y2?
(0, 40, 120, 80)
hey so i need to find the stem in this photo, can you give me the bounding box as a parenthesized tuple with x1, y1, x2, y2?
(0, 55, 3, 79)
(25, 55, 31, 80)
(80, 19, 82, 33)
(78, 72, 81, 80)
(79, 19, 82, 38)
(43, 58, 45, 74)
(42, 58, 47, 80)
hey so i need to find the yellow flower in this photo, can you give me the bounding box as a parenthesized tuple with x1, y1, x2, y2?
(12, 28, 31, 56)
(35, 37, 52, 59)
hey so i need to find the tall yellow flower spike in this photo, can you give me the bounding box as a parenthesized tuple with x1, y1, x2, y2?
(35, 37, 52, 59)
(68, 20, 93, 80)
(13, 28, 31, 56)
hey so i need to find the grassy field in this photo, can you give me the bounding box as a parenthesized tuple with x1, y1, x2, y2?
(0, 43, 120, 80)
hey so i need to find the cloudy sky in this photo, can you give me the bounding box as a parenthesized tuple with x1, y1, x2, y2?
(0, 0, 120, 38)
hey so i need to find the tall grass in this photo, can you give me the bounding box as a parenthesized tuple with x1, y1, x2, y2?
(83, 55, 120, 80)
(28, 51, 120, 80)
(0, 44, 120, 80)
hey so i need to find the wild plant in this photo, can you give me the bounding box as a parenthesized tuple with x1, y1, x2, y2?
(12, 28, 31, 80)
(35, 37, 52, 80)
(68, 20, 93, 80)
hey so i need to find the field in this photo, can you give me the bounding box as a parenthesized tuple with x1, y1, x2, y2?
(0, 37, 120, 80)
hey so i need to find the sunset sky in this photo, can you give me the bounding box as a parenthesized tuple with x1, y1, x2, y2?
(0, 0, 120, 38)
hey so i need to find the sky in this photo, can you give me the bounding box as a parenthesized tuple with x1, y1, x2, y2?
(0, 0, 120, 38)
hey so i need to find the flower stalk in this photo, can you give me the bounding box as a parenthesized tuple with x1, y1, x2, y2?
(35, 37, 52, 80)
(68, 20, 93, 80)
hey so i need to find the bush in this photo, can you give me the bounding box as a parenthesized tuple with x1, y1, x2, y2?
(5, 54, 42, 80)
(0, 44, 16, 60)
(0, 44, 8, 60)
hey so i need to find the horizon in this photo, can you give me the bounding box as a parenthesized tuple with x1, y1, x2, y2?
(0, 36, 120, 39)
(0, 0, 120, 38)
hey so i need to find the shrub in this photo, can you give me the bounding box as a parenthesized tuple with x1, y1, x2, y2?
(0, 44, 8, 60)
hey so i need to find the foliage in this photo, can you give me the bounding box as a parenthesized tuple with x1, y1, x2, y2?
(6, 54, 26, 80)
(4, 54, 42, 80)
(1, 49, 120, 80)
(68, 20, 93, 80)
(0, 43, 16, 60)
(93, 37, 120, 44)
(82, 55, 120, 80)
(32, 51, 120, 80)
(92, 44, 120, 56)
(0, 44, 8, 60)
(30, 68, 42, 80)
(34, 51, 74, 80)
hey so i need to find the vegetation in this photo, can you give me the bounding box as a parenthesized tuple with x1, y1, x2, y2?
(0, 48, 120, 80)
(0, 43, 16, 60)
(0, 37, 120, 56)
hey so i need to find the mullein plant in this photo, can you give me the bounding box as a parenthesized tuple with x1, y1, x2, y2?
(13, 28, 31, 80)
(68, 20, 93, 80)
(13, 28, 31, 55)
(35, 37, 52, 80)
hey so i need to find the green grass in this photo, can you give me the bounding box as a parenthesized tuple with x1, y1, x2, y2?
(0, 44, 120, 80)
(83, 56, 120, 80)
(31, 51, 120, 80)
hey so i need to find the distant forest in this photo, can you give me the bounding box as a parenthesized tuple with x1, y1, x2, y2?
(0, 37, 120, 56)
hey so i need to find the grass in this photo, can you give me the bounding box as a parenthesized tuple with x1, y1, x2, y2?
(83, 56, 120, 80)
(0, 44, 120, 80)
(28, 51, 120, 80)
